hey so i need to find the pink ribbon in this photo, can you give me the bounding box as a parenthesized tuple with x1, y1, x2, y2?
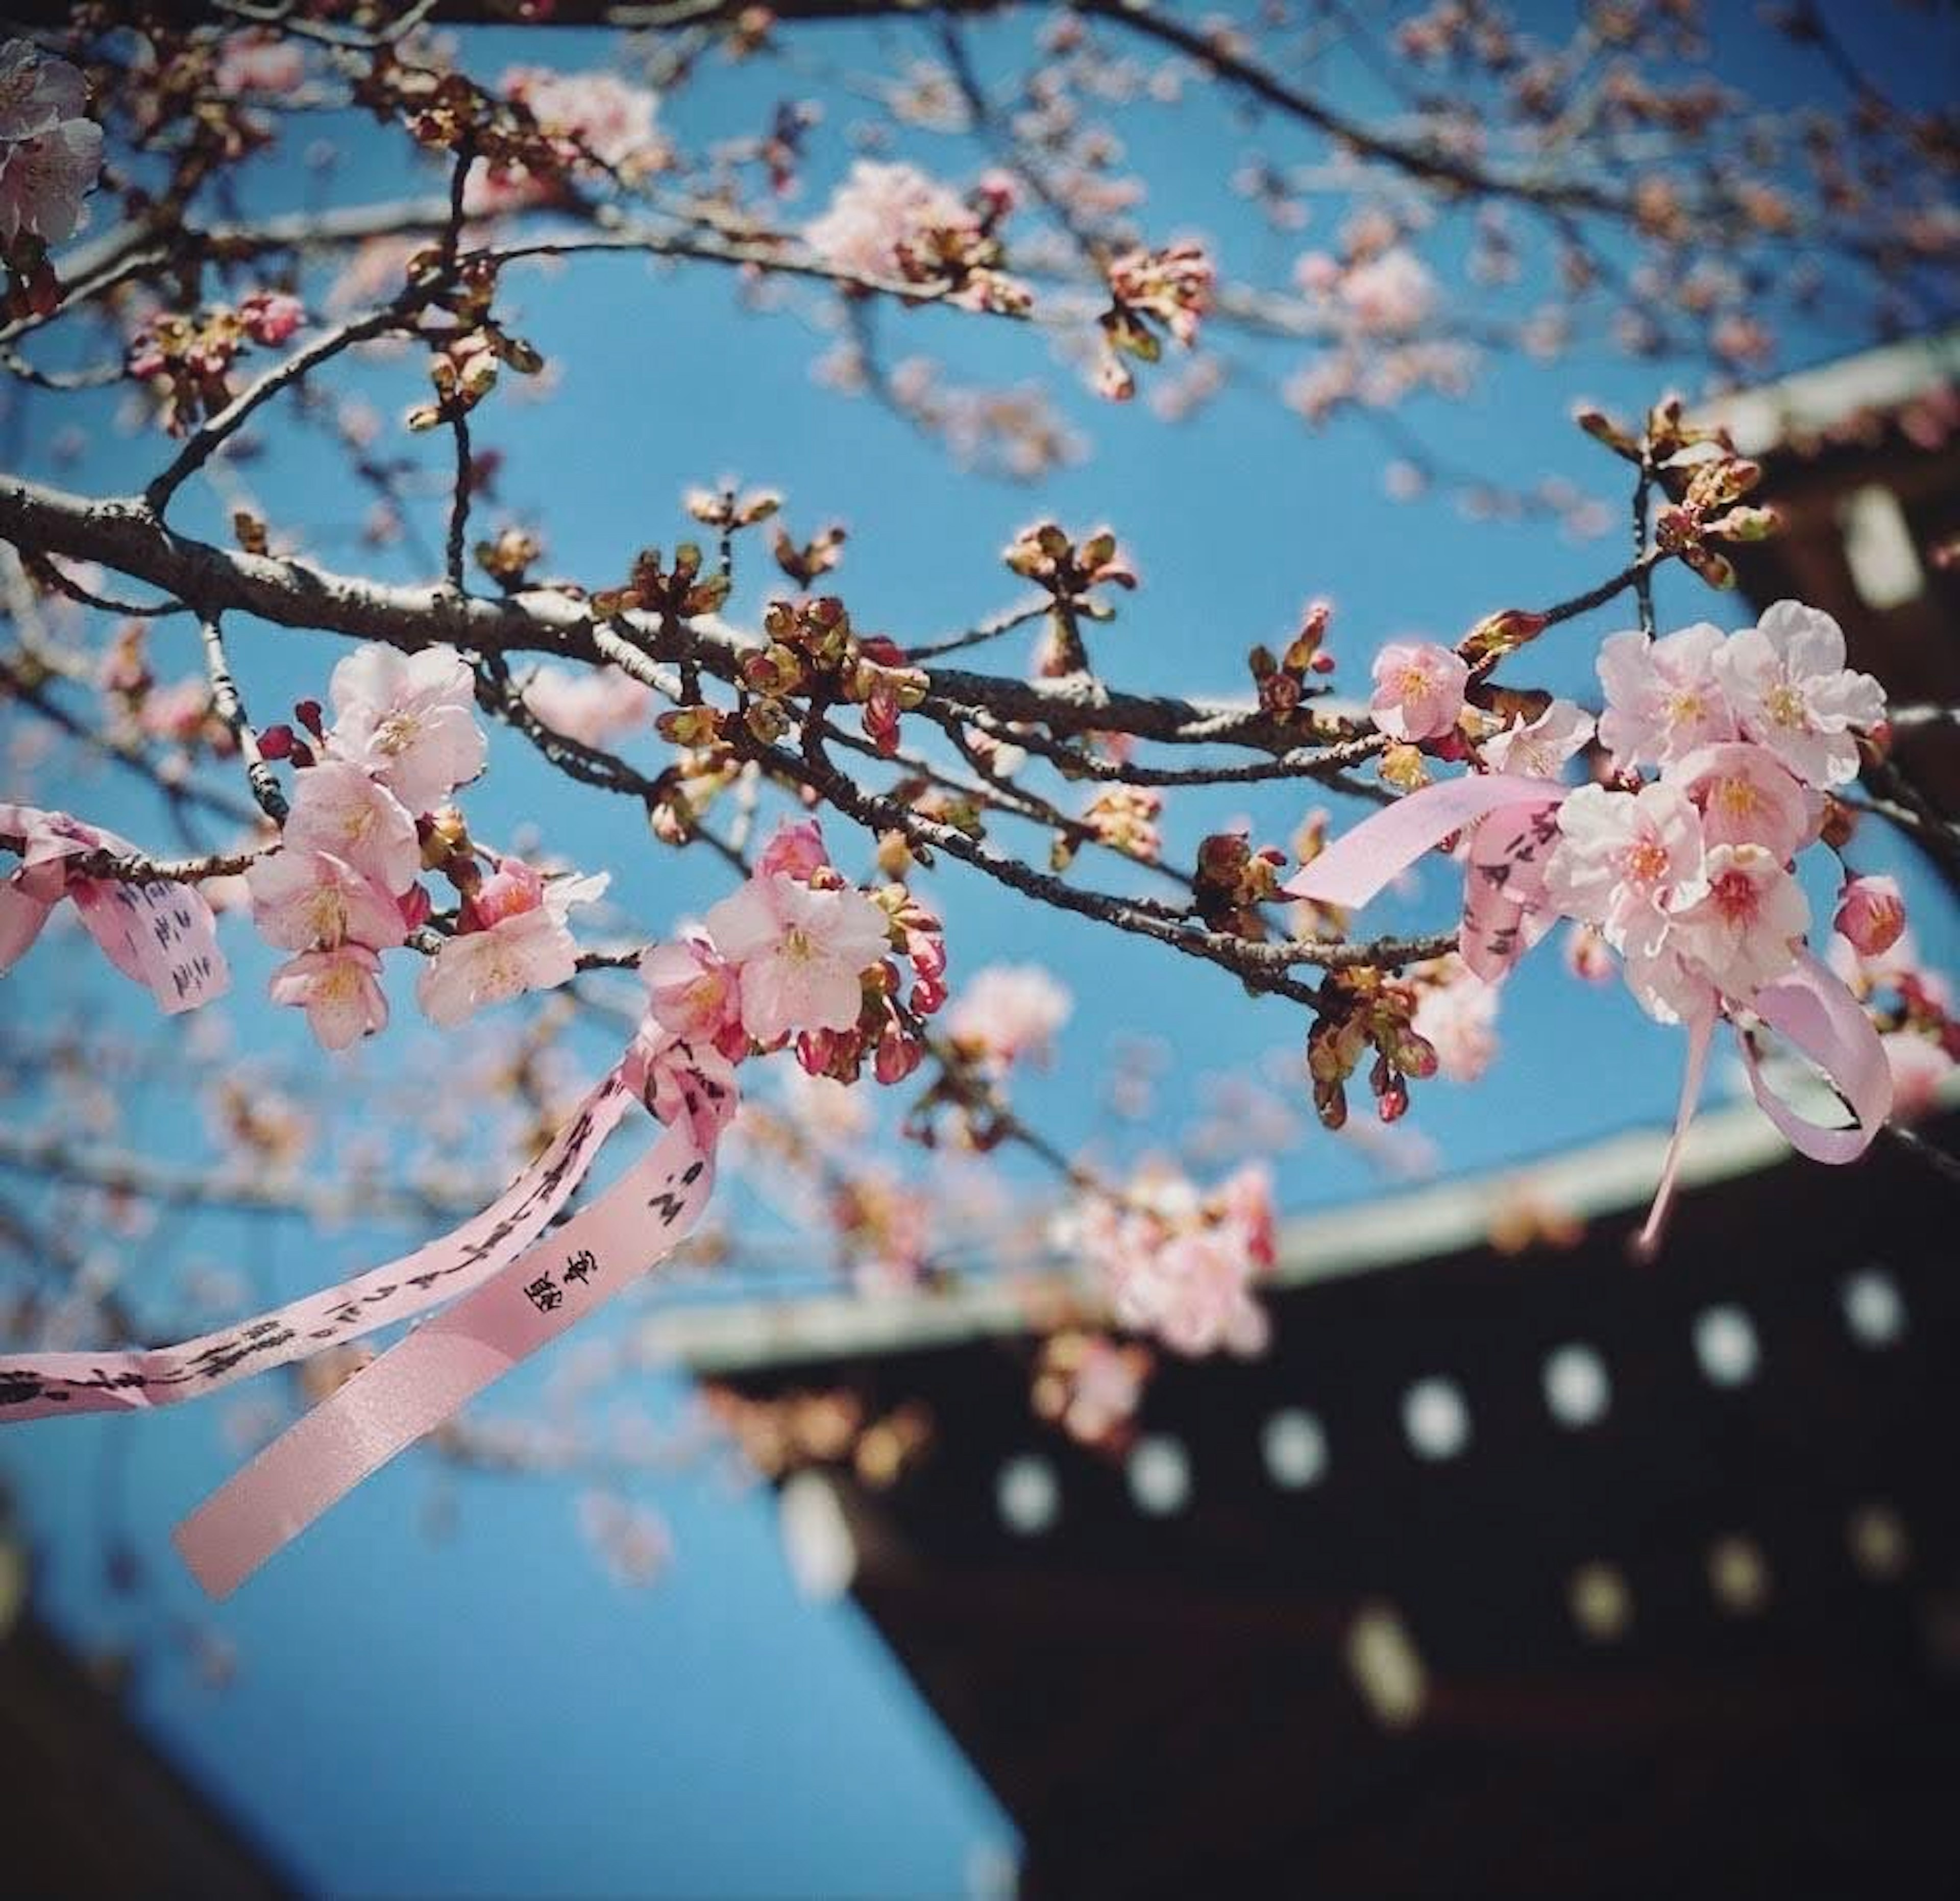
(1, 803, 230, 1013)
(1283, 772, 1566, 911)
(1285, 774, 1894, 1250)
(0, 1067, 640, 1421)
(175, 1117, 715, 1599)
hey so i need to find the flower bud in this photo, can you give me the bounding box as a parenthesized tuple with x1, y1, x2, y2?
(1835, 874, 1906, 958)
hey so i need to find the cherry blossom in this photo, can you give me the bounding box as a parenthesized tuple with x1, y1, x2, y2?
(1338, 247, 1438, 336)
(1542, 781, 1704, 958)
(1712, 600, 1885, 787)
(1064, 1162, 1274, 1359)
(756, 819, 831, 882)
(267, 946, 388, 1052)
(0, 39, 84, 141)
(281, 759, 419, 893)
(415, 867, 604, 1028)
(326, 645, 488, 815)
(247, 849, 407, 954)
(502, 67, 659, 172)
(1668, 842, 1808, 1000)
(1667, 740, 1811, 859)
(701, 872, 891, 1045)
(803, 161, 970, 282)
(1835, 874, 1906, 958)
(946, 963, 1072, 1068)
(1882, 1031, 1952, 1123)
(1596, 623, 1735, 771)
(1411, 958, 1501, 1081)
(1481, 698, 1594, 778)
(1369, 640, 1468, 742)
(639, 935, 746, 1059)
(522, 665, 653, 747)
(0, 115, 102, 247)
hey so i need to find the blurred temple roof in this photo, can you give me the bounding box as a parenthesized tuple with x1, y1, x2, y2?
(647, 1094, 1960, 1900)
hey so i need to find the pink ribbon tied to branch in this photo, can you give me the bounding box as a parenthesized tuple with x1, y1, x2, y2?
(0, 967, 729, 1597)
(1284, 772, 1893, 1256)
(1, 802, 230, 1011)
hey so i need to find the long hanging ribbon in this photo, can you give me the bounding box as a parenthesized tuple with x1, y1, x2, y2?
(0, 1066, 641, 1421)
(175, 1116, 715, 1599)
(1285, 775, 1894, 1244)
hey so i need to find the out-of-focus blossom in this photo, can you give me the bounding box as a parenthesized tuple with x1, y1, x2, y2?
(947, 963, 1072, 1068)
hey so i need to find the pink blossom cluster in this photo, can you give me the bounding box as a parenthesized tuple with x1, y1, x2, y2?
(0, 39, 103, 253)
(946, 963, 1071, 1070)
(468, 67, 662, 213)
(1533, 602, 1886, 1025)
(1058, 1162, 1277, 1359)
(248, 644, 604, 1050)
(639, 821, 940, 1122)
(803, 160, 973, 282)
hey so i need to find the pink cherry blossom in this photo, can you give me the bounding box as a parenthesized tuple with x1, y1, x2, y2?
(247, 848, 407, 953)
(1596, 623, 1735, 771)
(639, 935, 746, 1058)
(1882, 1031, 1951, 1123)
(1712, 600, 1884, 787)
(757, 818, 832, 882)
(414, 869, 604, 1027)
(1411, 959, 1500, 1081)
(1669, 842, 1808, 1000)
(1542, 781, 1704, 958)
(701, 872, 891, 1045)
(1058, 1163, 1273, 1360)
(1665, 740, 1810, 859)
(268, 945, 388, 1051)
(1369, 640, 1467, 742)
(0, 40, 84, 142)
(239, 290, 305, 346)
(213, 33, 307, 98)
(1339, 246, 1437, 336)
(282, 759, 419, 892)
(1835, 874, 1905, 958)
(522, 665, 653, 747)
(0, 116, 103, 246)
(946, 963, 1072, 1067)
(1481, 697, 1594, 778)
(326, 644, 487, 815)
(803, 160, 970, 281)
(503, 67, 659, 171)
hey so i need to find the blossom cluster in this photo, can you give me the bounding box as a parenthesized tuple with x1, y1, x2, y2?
(249, 645, 514, 1048)
(1535, 602, 1885, 1026)
(127, 293, 306, 435)
(645, 820, 947, 1102)
(1057, 1161, 1277, 1358)
(802, 161, 1028, 313)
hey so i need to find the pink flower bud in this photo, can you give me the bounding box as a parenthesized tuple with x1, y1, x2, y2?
(757, 818, 830, 882)
(241, 291, 305, 346)
(470, 859, 546, 929)
(1835, 874, 1905, 958)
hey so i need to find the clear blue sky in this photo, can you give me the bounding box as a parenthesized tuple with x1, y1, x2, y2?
(3, 7, 1956, 1895)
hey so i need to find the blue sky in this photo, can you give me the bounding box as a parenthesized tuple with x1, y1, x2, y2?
(3, 6, 1957, 1895)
